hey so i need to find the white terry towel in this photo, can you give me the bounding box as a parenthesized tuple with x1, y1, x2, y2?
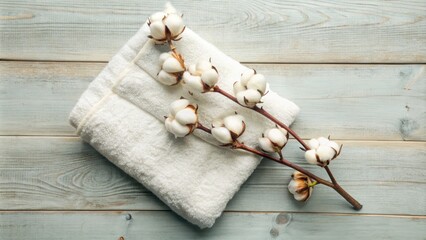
(69, 5, 299, 229)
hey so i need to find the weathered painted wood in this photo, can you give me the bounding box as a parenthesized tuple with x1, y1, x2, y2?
(1, 137, 424, 215)
(0, 211, 424, 239)
(1, 0, 425, 62)
(1, 61, 424, 140)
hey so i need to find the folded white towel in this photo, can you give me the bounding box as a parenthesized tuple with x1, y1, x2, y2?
(69, 6, 299, 229)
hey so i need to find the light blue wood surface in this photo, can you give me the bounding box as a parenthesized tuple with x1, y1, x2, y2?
(0, 0, 425, 239)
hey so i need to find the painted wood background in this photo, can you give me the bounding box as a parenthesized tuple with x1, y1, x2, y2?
(0, 0, 425, 239)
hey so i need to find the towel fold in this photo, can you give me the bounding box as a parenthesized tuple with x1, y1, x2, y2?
(69, 7, 299, 228)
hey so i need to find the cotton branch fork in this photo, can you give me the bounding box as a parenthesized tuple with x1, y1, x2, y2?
(165, 38, 362, 210)
(196, 124, 362, 210)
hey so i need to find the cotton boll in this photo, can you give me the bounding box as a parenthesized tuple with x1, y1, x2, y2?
(158, 70, 179, 86)
(266, 128, 287, 147)
(236, 91, 247, 106)
(237, 89, 262, 107)
(182, 72, 204, 93)
(223, 114, 245, 136)
(196, 60, 212, 73)
(170, 99, 189, 116)
(233, 81, 246, 95)
(328, 141, 340, 153)
(288, 179, 309, 201)
(149, 12, 166, 22)
(149, 21, 166, 40)
(211, 127, 233, 144)
(288, 172, 314, 202)
(164, 116, 174, 132)
(305, 150, 318, 165)
(164, 14, 184, 36)
(259, 138, 275, 153)
(188, 64, 197, 75)
(247, 74, 267, 94)
(159, 52, 171, 66)
(318, 137, 330, 146)
(170, 119, 190, 137)
(293, 190, 309, 201)
(241, 69, 255, 86)
(316, 145, 334, 162)
(287, 179, 299, 195)
(201, 69, 219, 87)
(162, 57, 184, 73)
(243, 89, 262, 102)
(175, 108, 197, 125)
(307, 138, 320, 150)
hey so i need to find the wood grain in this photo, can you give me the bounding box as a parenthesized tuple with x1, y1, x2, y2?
(1, 61, 424, 140)
(1, 137, 424, 215)
(1, 0, 425, 62)
(0, 211, 424, 239)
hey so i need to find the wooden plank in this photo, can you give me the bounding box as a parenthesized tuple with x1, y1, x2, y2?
(0, 0, 425, 62)
(1, 137, 425, 215)
(1, 61, 424, 140)
(0, 211, 424, 239)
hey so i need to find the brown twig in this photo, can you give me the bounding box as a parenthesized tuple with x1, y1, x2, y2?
(324, 165, 337, 185)
(196, 123, 212, 134)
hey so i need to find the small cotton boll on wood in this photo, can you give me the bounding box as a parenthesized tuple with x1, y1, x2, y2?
(162, 57, 185, 73)
(170, 119, 191, 137)
(164, 14, 184, 36)
(170, 98, 189, 116)
(247, 74, 267, 94)
(241, 69, 255, 86)
(158, 70, 179, 86)
(288, 179, 311, 201)
(182, 72, 204, 93)
(201, 69, 219, 87)
(175, 108, 197, 125)
(288, 171, 313, 202)
(149, 21, 166, 40)
(305, 150, 318, 165)
(258, 138, 275, 153)
(212, 127, 233, 144)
